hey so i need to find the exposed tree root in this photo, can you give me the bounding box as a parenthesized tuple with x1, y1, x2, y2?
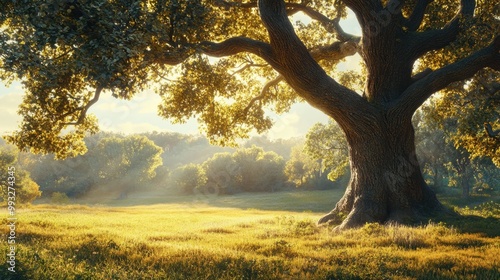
(318, 199, 459, 231)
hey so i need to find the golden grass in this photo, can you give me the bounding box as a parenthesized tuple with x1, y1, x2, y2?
(1, 191, 499, 279)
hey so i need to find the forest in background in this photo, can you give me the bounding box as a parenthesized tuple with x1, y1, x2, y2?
(1, 105, 498, 205)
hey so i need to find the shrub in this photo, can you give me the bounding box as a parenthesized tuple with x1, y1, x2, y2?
(51, 192, 70, 204)
(473, 201, 500, 217)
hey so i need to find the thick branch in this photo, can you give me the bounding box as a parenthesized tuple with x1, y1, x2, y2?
(394, 36, 500, 116)
(411, 68, 432, 83)
(405, 0, 434, 32)
(258, 0, 339, 92)
(310, 41, 359, 61)
(258, 0, 332, 82)
(409, 0, 476, 56)
(230, 40, 358, 124)
(258, 0, 377, 127)
(198, 37, 275, 66)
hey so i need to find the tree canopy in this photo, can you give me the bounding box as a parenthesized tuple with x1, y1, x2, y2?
(1, 0, 498, 158)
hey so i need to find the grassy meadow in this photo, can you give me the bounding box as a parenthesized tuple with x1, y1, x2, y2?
(1, 189, 499, 280)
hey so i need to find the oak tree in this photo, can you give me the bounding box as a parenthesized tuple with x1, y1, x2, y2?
(1, 0, 498, 229)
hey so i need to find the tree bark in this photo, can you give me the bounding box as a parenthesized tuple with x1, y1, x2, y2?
(318, 112, 449, 229)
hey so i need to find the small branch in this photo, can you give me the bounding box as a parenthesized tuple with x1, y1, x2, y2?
(241, 75, 283, 118)
(48, 48, 74, 61)
(231, 62, 267, 76)
(214, 0, 359, 41)
(153, 67, 175, 82)
(62, 86, 103, 126)
(484, 123, 500, 139)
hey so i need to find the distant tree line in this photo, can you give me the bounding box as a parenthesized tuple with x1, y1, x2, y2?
(0, 130, 343, 203)
(415, 103, 499, 198)
(1, 104, 498, 204)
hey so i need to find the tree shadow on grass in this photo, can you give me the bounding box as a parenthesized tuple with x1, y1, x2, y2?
(0, 264, 30, 280)
(442, 214, 500, 237)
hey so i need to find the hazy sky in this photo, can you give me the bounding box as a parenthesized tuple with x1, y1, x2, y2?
(0, 81, 337, 139)
(0, 10, 361, 140)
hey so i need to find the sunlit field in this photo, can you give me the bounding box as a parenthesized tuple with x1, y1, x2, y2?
(1, 190, 499, 280)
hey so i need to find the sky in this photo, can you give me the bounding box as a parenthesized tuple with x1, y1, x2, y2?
(0, 10, 361, 141)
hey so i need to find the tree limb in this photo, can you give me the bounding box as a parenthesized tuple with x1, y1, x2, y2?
(229, 40, 358, 125)
(257, 0, 340, 91)
(199, 34, 359, 67)
(198, 37, 276, 66)
(156, 2, 359, 69)
(62, 85, 103, 126)
(232, 75, 284, 126)
(310, 41, 359, 61)
(257, 0, 377, 126)
(409, 0, 476, 57)
(484, 123, 500, 139)
(411, 68, 432, 83)
(394, 36, 500, 116)
(405, 0, 434, 32)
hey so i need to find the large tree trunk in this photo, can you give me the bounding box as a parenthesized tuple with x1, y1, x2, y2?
(318, 114, 450, 230)
(254, 0, 496, 230)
